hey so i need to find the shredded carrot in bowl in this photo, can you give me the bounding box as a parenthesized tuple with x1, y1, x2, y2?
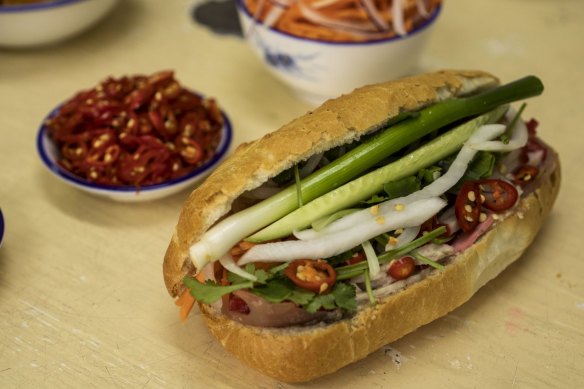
(243, 0, 442, 42)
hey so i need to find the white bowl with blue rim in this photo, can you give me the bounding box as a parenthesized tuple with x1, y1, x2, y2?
(36, 105, 233, 202)
(235, 0, 442, 105)
(0, 0, 119, 48)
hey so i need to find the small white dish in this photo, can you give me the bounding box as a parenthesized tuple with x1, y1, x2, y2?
(37, 105, 233, 202)
(236, 0, 442, 104)
(0, 0, 119, 48)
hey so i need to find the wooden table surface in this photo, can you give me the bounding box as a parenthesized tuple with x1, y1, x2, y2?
(1, 0, 583, 387)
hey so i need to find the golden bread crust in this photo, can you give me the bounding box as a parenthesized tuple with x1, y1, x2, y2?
(198, 149, 561, 383)
(163, 70, 499, 296)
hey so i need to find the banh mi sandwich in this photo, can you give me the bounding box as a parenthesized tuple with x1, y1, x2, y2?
(163, 70, 560, 383)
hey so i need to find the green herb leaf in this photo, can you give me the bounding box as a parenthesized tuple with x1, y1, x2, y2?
(326, 249, 359, 267)
(411, 252, 445, 270)
(383, 175, 421, 199)
(362, 194, 388, 205)
(363, 269, 376, 305)
(457, 152, 496, 191)
(250, 276, 357, 313)
(183, 277, 253, 304)
(332, 282, 358, 311)
(250, 278, 314, 305)
(465, 152, 496, 180)
(227, 263, 270, 284)
(417, 165, 442, 184)
(305, 293, 336, 313)
(303, 282, 359, 314)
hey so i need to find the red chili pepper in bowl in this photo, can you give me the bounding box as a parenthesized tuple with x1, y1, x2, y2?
(42, 70, 226, 188)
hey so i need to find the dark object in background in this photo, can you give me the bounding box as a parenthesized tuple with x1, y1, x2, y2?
(192, 0, 242, 37)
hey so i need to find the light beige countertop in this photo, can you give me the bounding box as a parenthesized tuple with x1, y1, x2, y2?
(1, 0, 583, 387)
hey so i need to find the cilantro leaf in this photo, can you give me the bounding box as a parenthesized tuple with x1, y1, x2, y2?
(302, 282, 357, 313)
(286, 288, 317, 306)
(183, 276, 252, 304)
(304, 293, 336, 313)
(251, 278, 314, 305)
(227, 263, 270, 284)
(332, 282, 357, 311)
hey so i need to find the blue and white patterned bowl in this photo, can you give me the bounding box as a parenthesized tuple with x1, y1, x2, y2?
(36, 103, 233, 202)
(0, 0, 119, 48)
(236, 0, 442, 104)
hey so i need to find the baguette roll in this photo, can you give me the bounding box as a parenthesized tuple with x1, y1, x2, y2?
(163, 70, 560, 382)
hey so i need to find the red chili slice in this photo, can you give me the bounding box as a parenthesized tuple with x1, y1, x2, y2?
(388, 256, 416, 280)
(178, 137, 204, 165)
(513, 165, 539, 186)
(477, 179, 519, 212)
(61, 140, 88, 162)
(285, 259, 336, 294)
(345, 251, 366, 265)
(455, 181, 482, 233)
(85, 144, 121, 168)
(117, 146, 171, 186)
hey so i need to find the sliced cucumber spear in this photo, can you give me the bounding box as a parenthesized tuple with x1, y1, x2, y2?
(189, 76, 543, 268)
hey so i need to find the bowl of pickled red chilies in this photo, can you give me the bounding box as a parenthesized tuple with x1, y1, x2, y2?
(236, 0, 442, 104)
(37, 70, 232, 201)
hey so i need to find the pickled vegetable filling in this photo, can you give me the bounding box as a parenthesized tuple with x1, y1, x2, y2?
(177, 76, 547, 326)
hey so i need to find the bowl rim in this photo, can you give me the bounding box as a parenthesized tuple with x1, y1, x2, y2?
(36, 99, 233, 194)
(235, 0, 441, 46)
(0, 0, 97, 13)
(0, 208, 4, 248)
